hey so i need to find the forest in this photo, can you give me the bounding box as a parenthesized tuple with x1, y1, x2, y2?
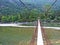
(0, 0, 60, 23)
(0, 8, 60, 23)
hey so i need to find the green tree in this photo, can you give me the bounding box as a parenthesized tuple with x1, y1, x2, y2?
(1, 16, 7, 23)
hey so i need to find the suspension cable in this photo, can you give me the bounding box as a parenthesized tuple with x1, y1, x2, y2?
(45, 0, 58, 15)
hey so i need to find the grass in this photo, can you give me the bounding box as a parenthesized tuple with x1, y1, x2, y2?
(45, 28, 60, 40)
(0, 27, 34, 45)
(0, 27, 60, 45)
(45, 28, 60, 45)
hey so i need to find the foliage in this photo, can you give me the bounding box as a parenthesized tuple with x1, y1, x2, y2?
(0, 4, 60, 23)
(0, 27, 34, 45)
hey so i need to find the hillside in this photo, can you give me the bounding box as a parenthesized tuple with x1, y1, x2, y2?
(0, 0, 60, 22)
(0, 0, 38, 15)
(0, 0, 60, 15)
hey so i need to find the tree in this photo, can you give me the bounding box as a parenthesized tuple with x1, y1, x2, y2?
(43, 0, 58, 22)
(29, 9, 39, 21)
(1, 16, 7, 23)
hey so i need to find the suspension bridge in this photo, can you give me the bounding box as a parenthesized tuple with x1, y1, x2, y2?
(30, 19, 52, 45)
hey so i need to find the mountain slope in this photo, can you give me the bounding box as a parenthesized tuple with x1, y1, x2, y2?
(0, 0, 26, 15)
(0, 0, 60, 15)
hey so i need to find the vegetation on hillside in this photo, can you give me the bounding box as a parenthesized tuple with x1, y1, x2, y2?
(0, 0, 60, 22)
(0, 7, 60, 23)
